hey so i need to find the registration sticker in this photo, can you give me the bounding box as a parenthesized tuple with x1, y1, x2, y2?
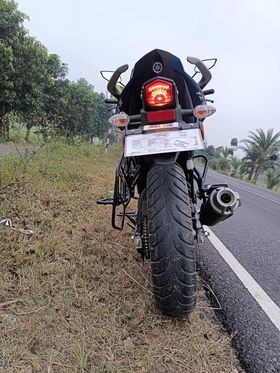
(124, 128, 204, 157)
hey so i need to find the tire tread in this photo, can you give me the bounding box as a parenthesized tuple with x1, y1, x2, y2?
(147, 163, 197, 317)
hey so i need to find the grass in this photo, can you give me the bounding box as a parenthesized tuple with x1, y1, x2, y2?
(7, 122, 43, 144)
(0, 143, 243, 372)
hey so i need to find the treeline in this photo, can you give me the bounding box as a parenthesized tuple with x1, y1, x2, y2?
(0, 0, 110, 142)
(203, 129, 280, 190)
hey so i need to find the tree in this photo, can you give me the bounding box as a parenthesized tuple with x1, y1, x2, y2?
(221, 146, 234, 158)
(0, 0, 26, 42)
(217, 157, 231, 173)
(0, 1, 53, 141)
(0, 0, 27, 139)
(230, 156, 242, 177)
(92, 93, 110, 142)
(25, 54, 69, 141)
(203, 144, 215, 158)
(238, 162, 248, 180)
(240, 128, 280, 183)
(266, 169, 280, 191)
(14, 37, 50, 116)
(230, 137, 238, 147)
(52, 79, 97, 140)
(239, 143, 259, 181)
(46, 53, 68, 80)
(0, 0, 110, 144)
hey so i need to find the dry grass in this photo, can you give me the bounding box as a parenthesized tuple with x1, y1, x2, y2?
(0, 143, 243, 373)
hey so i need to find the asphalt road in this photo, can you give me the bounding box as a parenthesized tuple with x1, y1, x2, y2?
(0, 144, 18, 155)
(0, 143, 40, 156)
(199, 171, 280, 373)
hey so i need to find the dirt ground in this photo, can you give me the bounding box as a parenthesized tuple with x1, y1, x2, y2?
(0, 144, 244, 372)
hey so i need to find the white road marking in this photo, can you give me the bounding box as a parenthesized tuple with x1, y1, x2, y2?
(204, 226, 280, 332)
(209, 174, 280, 205)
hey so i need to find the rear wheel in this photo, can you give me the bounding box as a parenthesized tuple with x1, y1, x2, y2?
(147, 162, 197, 317)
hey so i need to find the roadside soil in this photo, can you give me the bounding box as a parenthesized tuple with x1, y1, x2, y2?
(0, 144, 244, 372)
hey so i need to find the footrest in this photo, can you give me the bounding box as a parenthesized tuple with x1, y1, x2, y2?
(96, 198, 114, 205)
(117, 211, 137, 217)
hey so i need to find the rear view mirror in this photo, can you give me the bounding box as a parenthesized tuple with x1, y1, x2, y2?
(100, 71, 114, 81)
(100, 71, 124, 86)
(194, 58, 217, 73)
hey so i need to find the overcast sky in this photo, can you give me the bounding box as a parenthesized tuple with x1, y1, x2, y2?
(16, 0, 280, 146)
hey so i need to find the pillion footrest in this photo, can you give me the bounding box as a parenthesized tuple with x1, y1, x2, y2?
(117, 211, 137, 217)
(96, 198, 114, 205)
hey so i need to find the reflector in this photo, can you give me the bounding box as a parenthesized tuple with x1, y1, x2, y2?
(147, 109, 176, 124)
(200, 122, 205, 140)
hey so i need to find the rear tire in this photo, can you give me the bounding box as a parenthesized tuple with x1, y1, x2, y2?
(147, 162, 197, 317)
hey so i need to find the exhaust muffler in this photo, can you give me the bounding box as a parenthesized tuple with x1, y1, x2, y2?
(200, 186, 240, 226)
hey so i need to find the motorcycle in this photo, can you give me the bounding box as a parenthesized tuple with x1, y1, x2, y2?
(98, 49, 240, 317)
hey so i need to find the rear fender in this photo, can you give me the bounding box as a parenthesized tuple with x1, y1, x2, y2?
(152, 152, 179, 165)
(137, 152, 193, 194)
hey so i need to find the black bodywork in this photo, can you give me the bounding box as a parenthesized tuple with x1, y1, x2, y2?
(119, 49, 205, 116)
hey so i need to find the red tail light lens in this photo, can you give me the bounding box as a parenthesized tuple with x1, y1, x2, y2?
(144, 79, 174, 108)
(147, 109, 176, 124)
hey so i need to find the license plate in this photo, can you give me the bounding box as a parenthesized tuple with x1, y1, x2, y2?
(143, 122, 179, 131)
(124, 127, 204, 157)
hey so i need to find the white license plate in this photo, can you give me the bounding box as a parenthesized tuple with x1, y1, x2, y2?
(124, 127, 204, 157)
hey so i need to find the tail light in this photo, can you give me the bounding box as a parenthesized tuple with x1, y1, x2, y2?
(144, 79, 174, 109)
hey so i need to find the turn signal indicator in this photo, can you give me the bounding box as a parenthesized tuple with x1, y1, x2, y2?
(193, 105, 216, 119)
(109, 112, 130, 127)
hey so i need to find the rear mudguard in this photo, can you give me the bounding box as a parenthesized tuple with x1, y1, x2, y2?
(152, 152, 180, 165)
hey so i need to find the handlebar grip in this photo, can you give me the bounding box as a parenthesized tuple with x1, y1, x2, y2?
(105, 98, 118, 104)
(129, 114, 141, 122)
(181, 109, 193, 116)
(202, 89, 215, 96)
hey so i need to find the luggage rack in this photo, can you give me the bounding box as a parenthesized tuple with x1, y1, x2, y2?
(97, 153, 140, 230)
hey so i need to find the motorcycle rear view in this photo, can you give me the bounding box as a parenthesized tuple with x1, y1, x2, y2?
(98, 49, 240, 317)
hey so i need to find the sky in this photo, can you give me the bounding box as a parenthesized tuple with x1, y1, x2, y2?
(16, 0, 280, 147)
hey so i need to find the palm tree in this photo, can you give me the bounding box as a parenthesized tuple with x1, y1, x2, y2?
(266, 169, 280, 191)
(230, 137, 238, 147)
(240, 128, 280, 183)
(239, 143, 260, 181)
(230, 156, 242, 177)
(221, 146, 234, 158)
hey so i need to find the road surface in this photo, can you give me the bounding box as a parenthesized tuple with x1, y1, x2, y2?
(0, 143, 40, 156)
(0, 144, 19, 155)
(199, 171, 280, 373)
